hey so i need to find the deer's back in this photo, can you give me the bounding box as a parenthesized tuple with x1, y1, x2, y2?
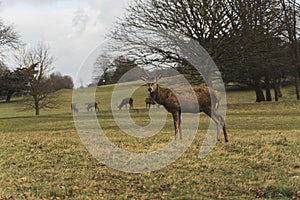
(121, 98, 131, 104)
(192, 86, 212, 109)
(170, 86, 212, 113)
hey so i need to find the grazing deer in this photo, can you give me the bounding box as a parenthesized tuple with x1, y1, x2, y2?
(141, 75, 228, 142)
(86, 102, 100, 112)
(71, 103, 78, 113)
(118, 97, 133, 110)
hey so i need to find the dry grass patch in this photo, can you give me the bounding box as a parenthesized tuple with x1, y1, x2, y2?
(0, 87, 299, 199)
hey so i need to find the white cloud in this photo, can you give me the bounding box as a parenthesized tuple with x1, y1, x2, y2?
(1, 0, 82, 9)
(72, 8, 90, 35)
(0, 0, 132, 86)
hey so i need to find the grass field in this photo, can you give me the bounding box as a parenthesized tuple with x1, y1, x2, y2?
(0, 84, 299, 199)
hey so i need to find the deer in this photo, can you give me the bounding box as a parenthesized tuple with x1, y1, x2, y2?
(145, 97, 156, 109)
(213, 90, 222, 110)
(141, 74, 228, 142)
(85, 102, 100, 112)
(94, 102, 100, 112)
(118, 97, 133, 110)
(71, 103, 78, 113)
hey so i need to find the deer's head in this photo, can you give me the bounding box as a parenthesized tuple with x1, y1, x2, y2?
(141, 74, 161, 94)
(148, 82, 157, 93)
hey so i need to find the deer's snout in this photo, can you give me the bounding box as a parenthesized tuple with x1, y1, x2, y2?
(148, 88, 152, 92)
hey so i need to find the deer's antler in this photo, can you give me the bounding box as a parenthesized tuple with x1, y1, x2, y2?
(155, 64, 162, 82)
(141, 67, 150, 82)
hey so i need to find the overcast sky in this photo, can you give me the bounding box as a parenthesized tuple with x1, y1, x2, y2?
(1, 0, 132, 86)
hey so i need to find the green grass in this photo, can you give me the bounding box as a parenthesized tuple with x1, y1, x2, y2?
(0, 85, 299, 199)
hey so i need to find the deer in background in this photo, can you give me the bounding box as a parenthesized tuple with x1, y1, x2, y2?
(145, 96, 161, 109)
(71, 103, 78, 113)
(141, 74, 228, 142)
(118, 97, 133, 110)
(145, 97, 156, 109)
(86, 102, 100, 112)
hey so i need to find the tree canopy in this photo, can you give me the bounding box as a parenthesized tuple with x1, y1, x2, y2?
(106, 0, 300, 102)
(14, 43, 57, 115)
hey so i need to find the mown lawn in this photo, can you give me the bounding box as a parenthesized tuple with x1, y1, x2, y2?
(0, 85, 299, 199)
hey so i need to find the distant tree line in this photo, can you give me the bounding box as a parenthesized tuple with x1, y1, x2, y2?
(0, 65, 73, 102)
(94, 0, 300, 102)
(92, 55, 180, 86)
(93, 55, 147, 85)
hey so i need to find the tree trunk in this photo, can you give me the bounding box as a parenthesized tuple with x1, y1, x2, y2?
(5, 93, 12, 102)
(5, 90, 15, 102)
(295, 75, 300, 100)
(254, 85, 265, 102)
(265, 75, 272, 101)
(273, 82, 279, 102)
(253, 79, 265, 102)
(34, 95, 39, 116)
(277, 78, 283, 98)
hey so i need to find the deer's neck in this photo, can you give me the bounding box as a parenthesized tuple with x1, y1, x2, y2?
(151, 84, 169, 105)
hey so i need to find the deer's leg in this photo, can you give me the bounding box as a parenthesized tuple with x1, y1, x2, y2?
(211, 110, 228, 142)
(172, 111, 180, 140)
(213, 112, 222, 141)
(218, 113, 228, 142)
(179, 107, 182, 139)
(204, 109, 222, 142)
(223, 124, 228, 142)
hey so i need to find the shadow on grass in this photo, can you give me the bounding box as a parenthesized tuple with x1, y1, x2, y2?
(0, 112, 74, 120)
(0, 108, 160, 120)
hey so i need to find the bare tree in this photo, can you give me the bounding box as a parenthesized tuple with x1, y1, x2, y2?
(0, 62, 10, 99)
(0, 16, 20, 100)
(108, 0, 232, 86)
(222, 0, 288, 102)
(93, 54, 140, 85)
(0, 61, 9, 75)
(109, 0, 293, 102)
(0, 20, 20, 59)
(93, 53, 113, 85)
(16, 43, 56, 116)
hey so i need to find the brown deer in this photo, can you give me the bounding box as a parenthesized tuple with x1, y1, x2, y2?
(118, 97, 133, 110)
(141, 75, 228, 142)
(94, 102, 100, 112)
(145, 97, 156, 109)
